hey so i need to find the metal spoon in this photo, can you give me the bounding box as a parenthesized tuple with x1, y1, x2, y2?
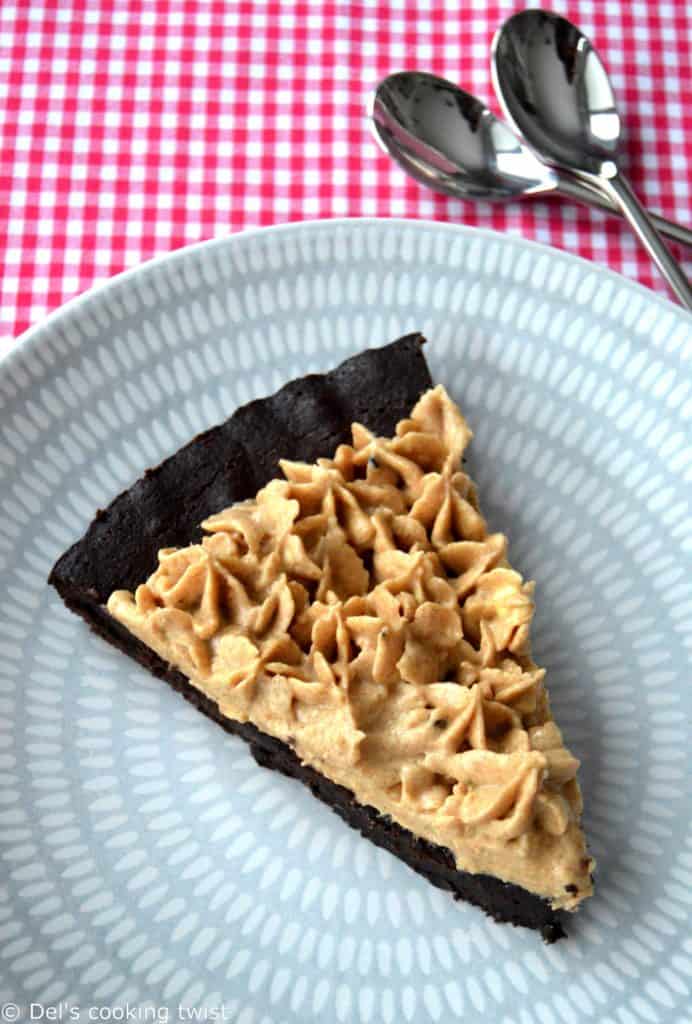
(368, 72, 691, 248)
(492, 10, 692, 309)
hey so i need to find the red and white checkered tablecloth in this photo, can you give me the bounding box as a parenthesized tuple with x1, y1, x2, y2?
(1, 1, 690, 345)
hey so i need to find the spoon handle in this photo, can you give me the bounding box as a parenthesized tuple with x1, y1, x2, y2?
(555, 172, 692, 249)
(592, 171, 692, 309)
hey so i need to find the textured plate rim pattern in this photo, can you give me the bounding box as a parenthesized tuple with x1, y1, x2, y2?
(5, 218, 683, 368)
(1, 219, 691, 1024)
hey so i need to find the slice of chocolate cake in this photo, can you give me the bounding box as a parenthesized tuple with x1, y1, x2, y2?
(49, 333, 593, 942)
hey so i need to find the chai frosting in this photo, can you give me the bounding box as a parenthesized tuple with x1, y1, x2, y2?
(108, 386, 593, 909)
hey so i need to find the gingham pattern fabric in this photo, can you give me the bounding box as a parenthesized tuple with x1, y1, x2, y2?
(1, 1, 690, 345)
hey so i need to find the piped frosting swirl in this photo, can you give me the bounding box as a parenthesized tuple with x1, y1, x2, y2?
(108, 386, 593, 908)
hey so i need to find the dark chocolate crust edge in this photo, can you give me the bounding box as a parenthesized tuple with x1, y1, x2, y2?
(48, 334, 566, 942)
(49, 333, 435, 601)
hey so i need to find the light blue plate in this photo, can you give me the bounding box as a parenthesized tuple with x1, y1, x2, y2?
(1, 220, 691, 1024)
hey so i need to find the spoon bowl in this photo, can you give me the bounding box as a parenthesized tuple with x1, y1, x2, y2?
(492, 10, 691, 307)
(369, 71, 555, 202)
(492, 11, 622, 176)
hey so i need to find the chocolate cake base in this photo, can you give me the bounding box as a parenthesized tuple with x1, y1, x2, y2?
(49, 333, 566, 942)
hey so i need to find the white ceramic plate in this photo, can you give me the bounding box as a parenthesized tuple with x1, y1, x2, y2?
(1, 220, 691, 1024)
